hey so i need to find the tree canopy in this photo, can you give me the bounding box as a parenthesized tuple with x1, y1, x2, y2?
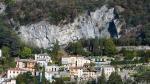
(103, 39, 117, 56)
(19, 47, 32, 58)
(107, 72, 123, 84)
(98, 69, 106, 84)
(16, 72, 38, 84)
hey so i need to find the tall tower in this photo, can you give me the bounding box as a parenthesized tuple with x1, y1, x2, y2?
(0, 49, 2, 57)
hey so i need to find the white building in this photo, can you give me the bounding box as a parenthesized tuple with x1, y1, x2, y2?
(61, 56, 91, 67)
(45, 72, 54, 82)
(90, 56, 114, 65)
(2, 79, 16, 84)
(82, 71, 97, 80)
(102, 66, 115, 78)
(116, 46, 150, 51)
(35, 53, 52, 66)
(45, 65, 60, 72)
(36, 59, 48, 67)
(7, 68, 27, 79)
(45, 65, 60, 82)
(0, 49, 2, 58)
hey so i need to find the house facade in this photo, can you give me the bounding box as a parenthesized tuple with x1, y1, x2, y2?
(35, 53, 52, 66)
(7, 68, 27, 79)
(70, 67, 83, 78)
(45, 65, 60, 82)
(62, 56, 91, 67)
(82, 71, 97, 80)
(102, 66, 115, 78)
(15, 58, 36, 75)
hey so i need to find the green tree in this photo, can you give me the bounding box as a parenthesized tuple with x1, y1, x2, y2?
(92, 37, 100, 56)
(53, 78, 65, 84)
(16, 72, 38, 84)
(51, 40, 60, 56)
(107, 72, 123, 84)
(67, 41, 85, 55)
(143, 23, 150, 45)
(103, 39, 117, 56)
(41, 67, 50, 84)
(51, 40, 61, 64)
(20, 47, 32, 58)
(41, 68, 46, 84)
(2, 46, 10, 58)
(98, 69, 106, 84)
(123, 50, 137, 60)
(4, 0, 15, 5)
(144, 50, 150, 63)
(87, 79, 96, 84)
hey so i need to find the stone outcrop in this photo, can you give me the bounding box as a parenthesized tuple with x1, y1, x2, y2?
(0, 3, 6, 14)
(17, 5, 124, 49)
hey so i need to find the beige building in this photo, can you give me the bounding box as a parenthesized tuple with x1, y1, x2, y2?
(70, 67, 83, 78)
(62, 56, 91, 67)
(15, 58, 36, 75)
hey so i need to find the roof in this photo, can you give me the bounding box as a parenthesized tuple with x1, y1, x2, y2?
(37, 59, 47, 61)
(35, 53, 49, 56)
(83, 67, 96, 72)
(69, 67, 83, 69)
(15, 58, 36, 62)
(8, 68, 27, 71)
(62, 55, 85, 58)
(0, 72, 7, 78)
(46, 65, 60, 67)
(101, 65, 115, 68)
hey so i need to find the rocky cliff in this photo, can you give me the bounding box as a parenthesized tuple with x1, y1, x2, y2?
(17, 5, 124, 49)
(0, 3, 6, 14)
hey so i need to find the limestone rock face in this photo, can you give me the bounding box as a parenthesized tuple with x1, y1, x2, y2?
(18, 5, 124, 49)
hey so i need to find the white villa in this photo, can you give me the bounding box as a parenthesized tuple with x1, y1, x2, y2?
(102, 66, 115, 78)
(0, 72, 16, 84)
(35, 53, 52, 66)
(45, 65, 60, 82)
(7, 68, 27, 79)
(45, 65, 60, 72)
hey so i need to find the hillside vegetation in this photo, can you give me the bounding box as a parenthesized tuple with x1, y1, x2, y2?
(2, 0, 149, 26)
(0, 0, 150, 50)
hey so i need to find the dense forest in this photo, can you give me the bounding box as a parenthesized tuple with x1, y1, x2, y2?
(1, 0, 149, 26)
